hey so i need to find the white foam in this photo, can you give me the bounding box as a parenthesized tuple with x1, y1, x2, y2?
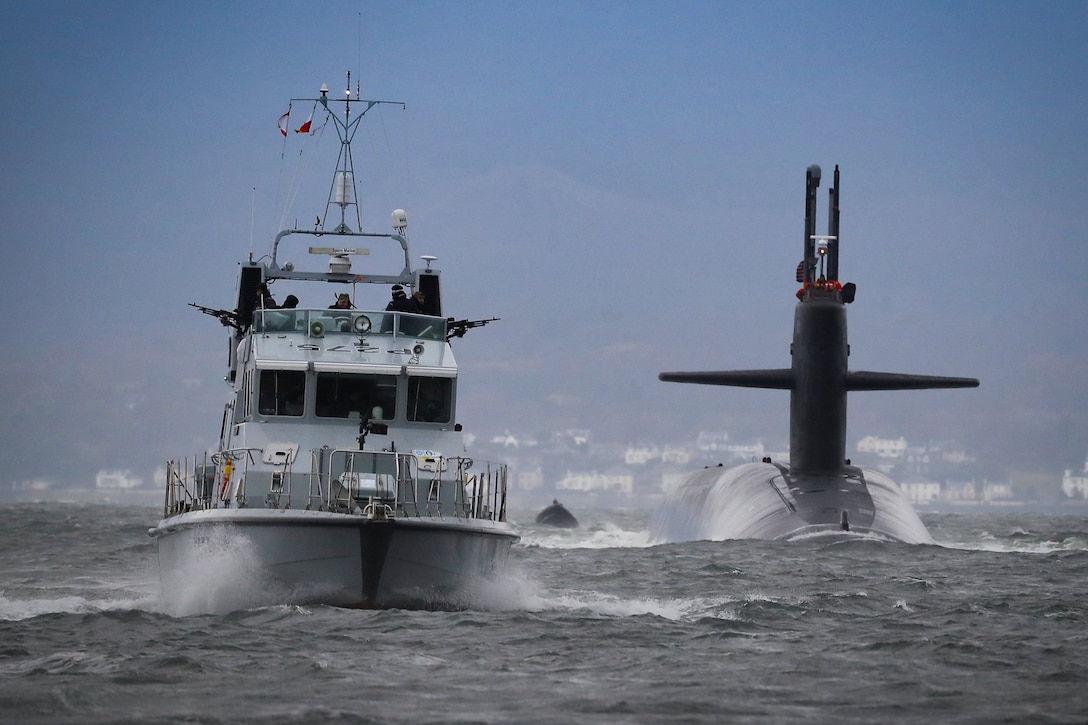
(472, 562, 738, 621)
(155, 527, 284, 617)
(0, 591, 159, 622)
(937, 536, 1088, 554)
(520, 522, 652, 550)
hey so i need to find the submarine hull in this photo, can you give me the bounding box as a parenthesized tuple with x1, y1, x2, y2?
(649, 462, 933, 544)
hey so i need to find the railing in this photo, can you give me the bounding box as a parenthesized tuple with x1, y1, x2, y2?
(163, 448, 265, 517)
(162, 447, 509, 525)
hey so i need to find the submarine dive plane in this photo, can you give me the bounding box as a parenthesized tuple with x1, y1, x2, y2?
(650, 164, 978, 544)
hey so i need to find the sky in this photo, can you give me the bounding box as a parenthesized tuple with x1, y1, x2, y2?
(1, 0, 1086, 490)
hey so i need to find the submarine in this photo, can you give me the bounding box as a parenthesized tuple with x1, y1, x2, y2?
(650, 164, 978, 544)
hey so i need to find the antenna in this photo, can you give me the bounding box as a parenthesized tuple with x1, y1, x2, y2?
(827, 165, 841, 280)
(803, 165, 821, 284)
(292, 81, 405, 238)
(249, 187, 256, 255)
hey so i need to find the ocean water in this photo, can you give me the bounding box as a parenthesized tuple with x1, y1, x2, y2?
(1, 503, 1086, 724)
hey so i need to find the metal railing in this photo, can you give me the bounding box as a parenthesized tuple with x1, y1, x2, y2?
(163, 447, 509, 524)
(163, 448, 265, 517)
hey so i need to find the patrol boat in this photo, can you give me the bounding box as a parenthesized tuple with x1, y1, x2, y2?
(149, 79, 517, 609)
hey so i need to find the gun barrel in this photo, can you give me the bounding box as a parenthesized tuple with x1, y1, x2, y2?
(190, 302, 242, 330)
(445, 316, 499, 340)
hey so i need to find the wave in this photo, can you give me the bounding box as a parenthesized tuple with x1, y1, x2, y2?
(0, 591, 160, 622)
(937, 536, 1088, 554)
(518, 521, 653, 550)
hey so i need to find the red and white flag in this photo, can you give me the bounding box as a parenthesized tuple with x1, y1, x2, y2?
(277, 111, 290, 137)
(294, 113, 313, 134)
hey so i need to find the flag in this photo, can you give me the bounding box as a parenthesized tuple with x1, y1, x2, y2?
(277, 111, 289, 137)
(295, 103, 317, 133)
(795, 260, 805, 283)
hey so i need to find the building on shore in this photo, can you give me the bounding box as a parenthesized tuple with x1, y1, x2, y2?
(1063, 457, 1088, 499)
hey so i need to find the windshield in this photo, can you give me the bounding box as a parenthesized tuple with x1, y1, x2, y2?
(251, 309, 444, 340)
(315, 372, 397, 420)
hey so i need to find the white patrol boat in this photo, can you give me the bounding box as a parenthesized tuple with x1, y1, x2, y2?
(150, 78, 518, 610)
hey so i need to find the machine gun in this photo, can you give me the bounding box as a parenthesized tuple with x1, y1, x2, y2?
(445, 316, 499, 341)
(189, 303, 243, 331)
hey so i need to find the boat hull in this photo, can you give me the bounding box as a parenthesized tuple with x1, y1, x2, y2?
(534, 501, 579, 528)
(649, 462, 934, 544)
(151, 509, 519, 611)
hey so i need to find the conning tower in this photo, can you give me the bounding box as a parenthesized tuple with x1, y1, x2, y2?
(660, 164, 979, 478)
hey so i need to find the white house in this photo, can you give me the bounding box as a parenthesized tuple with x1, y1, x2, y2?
(624, 443, 659, 465)
(1063, 456, 1088, 499)
(95, 470, 143, 490)
(556, 471, 633, 494)
(857, 436, 907, 459)
(900, 478, 941, 505)
(696, 431, 730, 452)
(661, 446, 693, 465)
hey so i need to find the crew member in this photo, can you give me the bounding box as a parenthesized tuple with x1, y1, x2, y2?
(385, 285, 415, 312)
(256, 284, 277, 309)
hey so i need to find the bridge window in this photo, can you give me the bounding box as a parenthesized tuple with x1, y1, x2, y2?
(258, 370, 306, 416)
(407, 376, 452, 423)
(397, 313, 446, 341)
(315, 373, 397, 420)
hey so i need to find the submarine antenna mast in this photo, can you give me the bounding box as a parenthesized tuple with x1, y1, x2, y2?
(827, 165, 841, 281)
(803, 164, 821, 284)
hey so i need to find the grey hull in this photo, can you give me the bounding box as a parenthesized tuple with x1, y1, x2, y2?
(649, 462, 933, 545)
(152, 509, 518, 610)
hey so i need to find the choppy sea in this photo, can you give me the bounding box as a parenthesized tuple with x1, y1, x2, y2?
(1, 502, 1086, 724)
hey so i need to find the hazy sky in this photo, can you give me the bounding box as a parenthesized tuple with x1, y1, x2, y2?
(2, 1, 1086, 488)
